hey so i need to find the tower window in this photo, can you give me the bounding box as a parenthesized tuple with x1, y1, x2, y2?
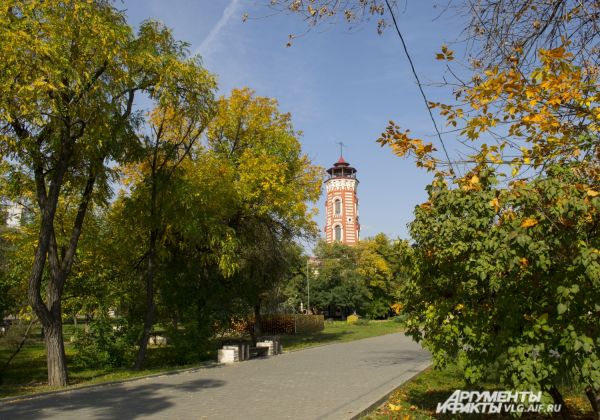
(334, 224, 342, 241)
(334, 198, 341, 216)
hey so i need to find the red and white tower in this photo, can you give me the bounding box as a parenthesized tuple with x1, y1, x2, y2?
(324, 155, 360, 245)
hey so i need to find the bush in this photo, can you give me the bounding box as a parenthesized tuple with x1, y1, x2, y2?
(72, 318, 133, 369)
(165, 320, 213, 365)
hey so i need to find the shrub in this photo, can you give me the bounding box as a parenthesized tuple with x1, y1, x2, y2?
(72, 318, 132, 369)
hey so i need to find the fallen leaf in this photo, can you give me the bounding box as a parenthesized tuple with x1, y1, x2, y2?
(389, 403, 401, 411)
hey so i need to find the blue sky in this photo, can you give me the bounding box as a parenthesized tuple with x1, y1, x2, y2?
(122, 0, 467, 242)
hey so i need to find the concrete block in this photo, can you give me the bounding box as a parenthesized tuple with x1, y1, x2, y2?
(218, 348, 239, 363)
(256, 340, 275, 356)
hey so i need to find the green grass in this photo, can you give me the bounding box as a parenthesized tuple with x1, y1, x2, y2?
(0, 342, 217, 398)
(364, 362, 594, 420)
(0, 319, 402, 398)
(0, 324, 218, 398)
(280, 319, 404, 351)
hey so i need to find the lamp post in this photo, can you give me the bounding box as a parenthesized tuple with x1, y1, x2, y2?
(306, 258, 310, 314)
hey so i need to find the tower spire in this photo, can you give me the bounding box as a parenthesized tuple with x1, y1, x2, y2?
(336, 141, 346, 158)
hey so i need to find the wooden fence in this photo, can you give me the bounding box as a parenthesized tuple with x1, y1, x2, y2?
(223, 314, 324, 335)
(259, 314, 324, 334)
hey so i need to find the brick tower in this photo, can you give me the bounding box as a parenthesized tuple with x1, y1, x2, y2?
(324, 155, 360, 245)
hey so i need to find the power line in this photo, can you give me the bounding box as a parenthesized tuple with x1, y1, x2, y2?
(384, 0, 455, 177)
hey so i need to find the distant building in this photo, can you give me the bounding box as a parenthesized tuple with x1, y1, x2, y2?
(324, 155, 360, 245)
(2, 202, 23, 228)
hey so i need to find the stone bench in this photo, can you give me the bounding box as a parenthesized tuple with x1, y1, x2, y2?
(255, 337, 282, 356)
(218, 342, 250, 364)
(218, 337, 282, 363)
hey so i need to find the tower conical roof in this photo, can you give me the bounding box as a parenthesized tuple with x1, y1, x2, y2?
(326, 155, 357, 179)
(336, 155, 348, 165)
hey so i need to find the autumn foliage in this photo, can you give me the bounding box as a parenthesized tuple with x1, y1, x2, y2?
(379, 45, 599, 180)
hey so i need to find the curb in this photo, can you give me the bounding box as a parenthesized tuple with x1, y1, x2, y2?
(0, 360, 221, 405)
(350, 361, 432, 420)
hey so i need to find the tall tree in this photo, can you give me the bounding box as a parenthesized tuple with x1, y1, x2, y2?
(121, 60, 216, 370)
(0, 1, 201, 386)
(205, 87, 323, 330)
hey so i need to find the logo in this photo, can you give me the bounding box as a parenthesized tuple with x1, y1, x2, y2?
(436, 390, 561, 414)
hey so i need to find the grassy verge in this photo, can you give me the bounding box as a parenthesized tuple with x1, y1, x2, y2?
(0, 335, 216, 398)
(280, 319, 404, 352)
(0, 319, 403, 398)
(364, 362, 594, 419)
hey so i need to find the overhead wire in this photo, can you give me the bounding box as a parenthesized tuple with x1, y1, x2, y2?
(384, 0, 456, 177)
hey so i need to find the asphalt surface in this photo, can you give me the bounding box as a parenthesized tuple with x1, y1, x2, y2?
(0, 333, 430, 420)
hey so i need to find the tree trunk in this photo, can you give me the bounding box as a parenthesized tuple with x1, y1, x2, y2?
(134, 228, 157, 370)
(549, 385, 572, 420)
(134, 150, 162, 371)
(45, 320, 68, 387)
(253, 303, 262, 338)
(28, 157, 97, 387)
(585, 386, 599, 420)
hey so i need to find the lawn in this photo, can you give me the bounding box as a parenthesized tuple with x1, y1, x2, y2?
(280, 319, 404, 351)
(0, 340, 206, 399)
(0, 324, 216, 398)
(364, 362, 594, 419)
(0, 318, 403, 398)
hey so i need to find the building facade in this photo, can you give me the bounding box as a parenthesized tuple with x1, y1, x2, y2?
(1, 201, 23, 228)
(324, 156, 360, 245)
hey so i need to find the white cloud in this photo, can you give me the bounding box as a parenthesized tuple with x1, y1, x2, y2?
(195, 0, 242, 60)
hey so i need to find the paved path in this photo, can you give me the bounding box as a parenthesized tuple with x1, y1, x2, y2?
(0, 333, 430, 420)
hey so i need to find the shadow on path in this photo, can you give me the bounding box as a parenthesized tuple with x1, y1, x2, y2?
(0, 377, 225, 419)
(361, 349, 430, 368)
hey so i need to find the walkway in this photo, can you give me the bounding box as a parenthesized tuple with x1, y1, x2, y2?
(0, 333, 430, 419)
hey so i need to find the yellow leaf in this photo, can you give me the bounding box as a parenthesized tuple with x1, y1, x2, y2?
(469, 175, 480, 185)
(489, 197, 500, 212)
(587, 190, 598, 197)
(389, 403, 401, 411)
(521, 218, 538, 228)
